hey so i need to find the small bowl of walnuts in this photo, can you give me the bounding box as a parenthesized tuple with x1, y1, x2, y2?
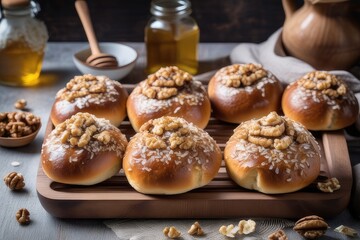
(0, 112, 41, 147)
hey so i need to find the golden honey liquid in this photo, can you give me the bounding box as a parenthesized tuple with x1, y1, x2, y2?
(0, 40, 44, 87)
(146, 24, 199, 74)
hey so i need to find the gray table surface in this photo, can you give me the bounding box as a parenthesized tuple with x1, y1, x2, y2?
(0, 43, 360, 240)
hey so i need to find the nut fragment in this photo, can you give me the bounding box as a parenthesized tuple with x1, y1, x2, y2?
(219, 224, 239, 238)
(54, 112, 107, 148)
(293, 215, 328, 239)
(163, 226, 181, 239)
(317, 177, 340, 193)
(60, 74, 107, 102)
(141, 117, 195, 150)
(16, 208, 30, 225)
(298, 71, 347, 98)
(3, 172, 25, 190)
(238, 219, 256, 235)
(218, 63, 268, 88)
(14, 99, 27, 110)
(188, 221, 204, 236)
(268, 229, 288, 240)
(142, 66, 193, 100)
(334, 225, 358, 237)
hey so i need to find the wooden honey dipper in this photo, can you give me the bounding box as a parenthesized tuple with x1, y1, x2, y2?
(75, 0, 118, 68)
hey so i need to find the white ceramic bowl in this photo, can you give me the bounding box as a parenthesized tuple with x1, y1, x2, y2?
(73, 42, 137, 80)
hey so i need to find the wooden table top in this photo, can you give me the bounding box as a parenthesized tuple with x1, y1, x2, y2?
(0, 42, 359, 240)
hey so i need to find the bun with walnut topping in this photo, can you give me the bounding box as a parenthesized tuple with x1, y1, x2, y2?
(41, 112, 128, 185)
(127, 66, 211, 132)
(51, 74, 128, 127)
(282, 71, 359, 130)
(208, 63, 283, 123)
(224, 112, 321, 194)
(123, 116, 222, 194)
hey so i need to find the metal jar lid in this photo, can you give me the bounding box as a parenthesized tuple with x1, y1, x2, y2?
(150, 0, 192, 17)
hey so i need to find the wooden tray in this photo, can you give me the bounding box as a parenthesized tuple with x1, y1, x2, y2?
(37, 85, 353, 219)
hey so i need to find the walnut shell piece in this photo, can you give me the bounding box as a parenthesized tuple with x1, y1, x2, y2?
(219, 224, 239, 238)
(334, 225, 358, 237)
(14, 99, 27, 110)
(293, 215, 328, 239)
(188, 221, 204, 236)
(163, 226, 181, 239)
(16, 208, 30, 225)
(3, 172, 25, 190)
(268, 229, 288, 240)
(238, 219, 256, 235)
(317, 177, 340, 193)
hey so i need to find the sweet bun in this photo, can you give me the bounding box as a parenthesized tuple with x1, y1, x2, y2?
(51, 74, 128, 127)
(208, 63, 283, 123)
(282, 71, 359, 130)
(127, 66, 211, 132)
(123, 116, 222, 194)
(41, 112, 128, 185)
(224, 112, 321, 194)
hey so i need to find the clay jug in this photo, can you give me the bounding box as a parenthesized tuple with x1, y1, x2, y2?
(281, 0, 360, 70)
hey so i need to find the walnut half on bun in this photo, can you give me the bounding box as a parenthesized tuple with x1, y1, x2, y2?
(41, 112, 128, 185)
(123, 116, 222, 195)
(224, 112, 321, 194)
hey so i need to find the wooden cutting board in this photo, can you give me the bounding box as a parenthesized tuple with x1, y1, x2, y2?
(36, 84, 353, 219)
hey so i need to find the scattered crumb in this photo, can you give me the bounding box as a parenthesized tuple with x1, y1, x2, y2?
(11, 161, 21, 167)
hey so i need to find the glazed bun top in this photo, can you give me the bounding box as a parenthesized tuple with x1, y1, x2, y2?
(208, 63, 283, 123)
(127, 66, 211, 131)
(282, 71, 359, 130)
(51, 74, 128, 126)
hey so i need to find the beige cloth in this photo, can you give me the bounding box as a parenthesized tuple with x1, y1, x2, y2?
(230, 28, 360, 130)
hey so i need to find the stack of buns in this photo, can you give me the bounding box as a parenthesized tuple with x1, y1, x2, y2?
(127, 66, 211, 131)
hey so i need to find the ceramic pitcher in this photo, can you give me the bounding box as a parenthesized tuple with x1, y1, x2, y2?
(281, 0, 360, 70)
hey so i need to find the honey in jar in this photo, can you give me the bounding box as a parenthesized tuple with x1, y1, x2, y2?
(0, 0, 48, 87)
(145, 0, 199, 75)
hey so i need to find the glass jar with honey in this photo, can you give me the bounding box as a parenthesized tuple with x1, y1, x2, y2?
(145, 0, 199, 75)
(0, 0, 48, 87)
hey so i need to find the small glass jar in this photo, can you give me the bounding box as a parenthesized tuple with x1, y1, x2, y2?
(0, 0, 48, 87)
(145, 0, 199, 74)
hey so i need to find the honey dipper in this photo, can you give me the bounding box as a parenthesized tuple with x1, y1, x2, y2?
(75, 0, 118, 68)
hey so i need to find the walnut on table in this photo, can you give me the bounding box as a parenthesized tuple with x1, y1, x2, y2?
(268, 229, 288, 240)
(3, 172, 25, 190)
(188, 221, 204, 236)
(317, 177, 341, 193)
(14, 99, 27, 110)
(16, 208, 30, 225)
(238, 219, 256, 235)
(219, 224, 238, 238)
(163, 226, 181, 239)
(334, 225, 358, 237)
(293, 215, 328, 239)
